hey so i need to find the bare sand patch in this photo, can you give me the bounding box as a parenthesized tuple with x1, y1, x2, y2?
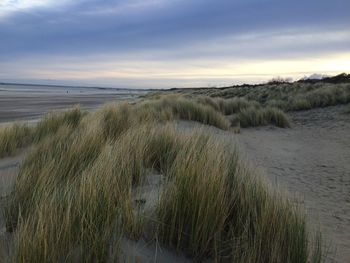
(120, 172, 195, 262)
(0, 151, 27, 261)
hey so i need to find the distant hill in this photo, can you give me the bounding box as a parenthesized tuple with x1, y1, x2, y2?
(298, 73, 350, 84)
(301, 73, 330, 80)
(168, 73, 350, 92)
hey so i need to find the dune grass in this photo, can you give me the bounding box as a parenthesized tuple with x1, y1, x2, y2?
(0, 107, 84, 158)
(147, 83, 350, 127)
(211, 97, 257, 115)
(281, 85, 350, 111)
(237, 106, 291, 128)
(4, 102, 323, 262)
(6, 122, 121, 262)
(195, 95, 291, 128)
(170, 82, 350, 112)
(143, 94, 290, 128)
(0, 123, 32, 158)
(34, 106, 83, 141)
(137, 95, 231, 130)
(99, 103, 135, 139)
(195, 96, 256, 115)
(0, 96, 291, 161)
(157, 131, 309, 262)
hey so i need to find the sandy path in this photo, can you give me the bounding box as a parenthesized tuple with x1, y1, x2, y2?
(234, 105, 350, 262)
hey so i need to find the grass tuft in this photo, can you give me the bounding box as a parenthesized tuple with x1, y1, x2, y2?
(34, 106, 83, 141)
(99, 103, 134, 139)
(137, 96, 231, 129)
(0, 123, 32, 158)
(156, 129, 318, 262)
(237, 106, 290, 128)
(0, 107, 84, 159)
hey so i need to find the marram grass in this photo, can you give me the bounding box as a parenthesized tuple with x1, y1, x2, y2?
(2, 98, 323, 262)
(157, 131, 308, 261)
(0, 95, 292, 160)
(0, 123, 32, 158)
(170, 82, 350, 112)
(0, 106, 84, 158)
(237, 106, 290, 128)
(141, 94, 290, 128)
(137, 95, 231, 129)
(34, 106, 83, 141)
(5, 120, 323, 262)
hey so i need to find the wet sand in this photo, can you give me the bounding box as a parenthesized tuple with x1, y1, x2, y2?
(0, 84, 146, 125)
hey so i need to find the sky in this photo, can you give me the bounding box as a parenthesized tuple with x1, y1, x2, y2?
(0, 0, 349, 89)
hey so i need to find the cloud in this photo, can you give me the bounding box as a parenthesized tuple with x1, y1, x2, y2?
(0, 0, 69, 18)
(0, 0, 349, 87)
(0, 0, 57, 10)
